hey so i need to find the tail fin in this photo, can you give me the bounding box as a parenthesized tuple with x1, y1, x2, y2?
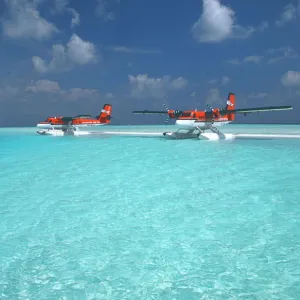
(98, 104, 112, 124)
(225, 92, 235, 121)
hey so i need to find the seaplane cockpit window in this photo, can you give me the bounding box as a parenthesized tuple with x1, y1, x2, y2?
(181, 112, 192, 117)
(74, 115, 93, 119)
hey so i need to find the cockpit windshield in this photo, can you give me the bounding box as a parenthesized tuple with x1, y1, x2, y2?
(73, 115, 93, 119)
(181, 112, 192, 117)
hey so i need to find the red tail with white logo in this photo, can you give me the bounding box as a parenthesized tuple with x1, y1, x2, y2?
(225, 92, 235, 121)
(98, 104, 112, 124)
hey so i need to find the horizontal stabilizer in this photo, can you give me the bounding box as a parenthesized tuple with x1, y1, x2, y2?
(132, 110, 168, 115)
(221, 105, 293, 115)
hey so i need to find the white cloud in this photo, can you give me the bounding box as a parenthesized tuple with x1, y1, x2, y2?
(228, 46, 299, 65)
(227, 55, 263, 65)
(69, 8, 80, 28)
(243, 56, 262, 64)
(105, 92, 114, 98)
(267, 46, 299, 63)
(24, 79, 100, 100)
(52, 0, 80, 28)
(128, 74, 188, 99)
(257, 21, 269, 32)
(275, 1, 300, 27)
(2, 0, 58, 40)
(192, 0, 266, 43)
(64, 88, 100, 101)
(248, 92, 268, 99)
(221, 76, 230, 85)
(192, 0, 235, 42)
(205, 88, 223, 106)
(32, 34, 98, 73)
(26, 79, 61, 93)
(209, 76, 230, 85)
(54, 0, 68, 12)
(66, 34, 97, 65)
(96, 0, 117, 20)
(281, 71, 300, 87)
(226, 59, 240, 65)
(106, 46, 162, 54)
(54, 0, 69, 13)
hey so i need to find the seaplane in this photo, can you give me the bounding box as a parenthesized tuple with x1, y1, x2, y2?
(37, 104, 112, 129)
(37, 104, 112, 136)
(132, 92, 293, 140)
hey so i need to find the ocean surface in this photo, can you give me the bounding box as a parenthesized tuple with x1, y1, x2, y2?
(1, 124, 300, 299)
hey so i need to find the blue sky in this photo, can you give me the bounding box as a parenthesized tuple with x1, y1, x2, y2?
(0, 0, 300, 126)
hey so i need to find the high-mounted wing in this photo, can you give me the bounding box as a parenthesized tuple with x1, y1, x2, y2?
(220, 105, 293, 115)
(132, 110, 169, 115)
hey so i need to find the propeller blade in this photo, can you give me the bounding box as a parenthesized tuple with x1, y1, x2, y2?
(163, 104, 169, 124)
(206, 104, 214, 112)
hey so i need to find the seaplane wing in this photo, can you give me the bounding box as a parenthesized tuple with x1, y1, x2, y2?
(132, 110, 169, 115)
(221, 105, 293, 115)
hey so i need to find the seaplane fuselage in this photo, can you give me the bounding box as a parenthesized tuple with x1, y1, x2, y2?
(175, 118, 231, 130)
(132, 92, 293, 139)
(37, 104, 112, 129)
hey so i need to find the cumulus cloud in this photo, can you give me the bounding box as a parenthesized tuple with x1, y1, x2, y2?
(192, 0, 266, 43)
(2, 0, 58, 40)
(26, 79, 61, 93)
(2, 0, 80, 40)
(24, 79, 101, 101)
(32, 34, 98, 73)
(192, 0, 235, 42)
(281, 71, 300, 87)
(128, 74, 188, 99)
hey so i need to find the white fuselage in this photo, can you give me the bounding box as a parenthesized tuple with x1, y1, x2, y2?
(37, 128, 91, 136)
(175, 119, 231, 129)
(36, 123, 106, 129)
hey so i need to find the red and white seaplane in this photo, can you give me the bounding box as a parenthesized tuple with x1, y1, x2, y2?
(132, 93, 293, 140)
(37, 104, 112, 135)
(37, 104, 112, 129)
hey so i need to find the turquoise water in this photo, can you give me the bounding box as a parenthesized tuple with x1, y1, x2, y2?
(1, 124, 300, 299)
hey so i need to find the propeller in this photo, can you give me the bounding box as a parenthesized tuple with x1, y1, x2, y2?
(162, 104, 183, 124)
(206, 104, 214, 111)
(205, 103, 215, 124)
(163, 104, 170, 124)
